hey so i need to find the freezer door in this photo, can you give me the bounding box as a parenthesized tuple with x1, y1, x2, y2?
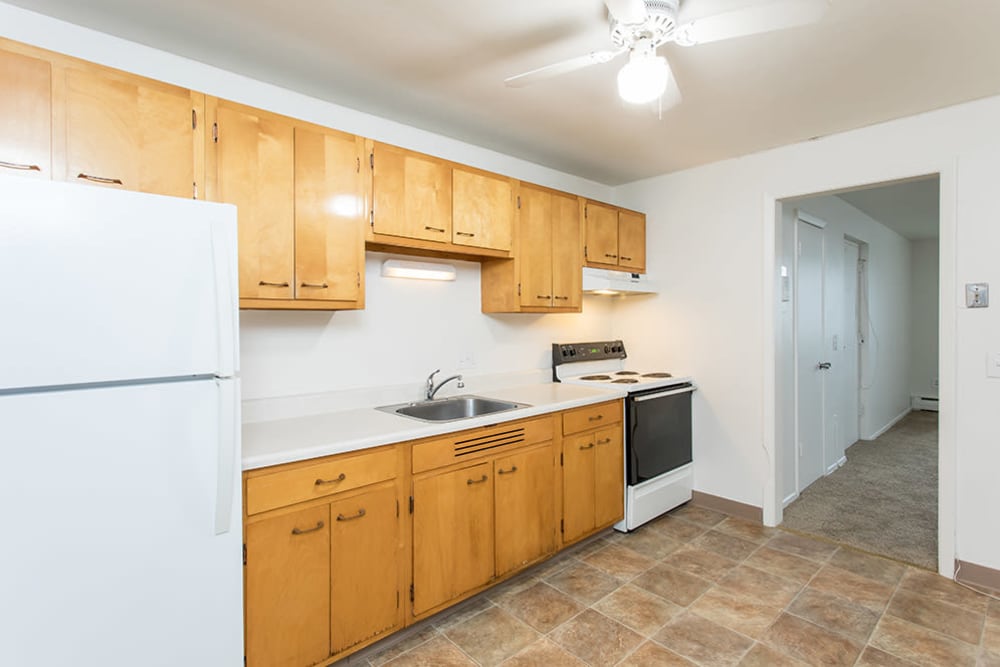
(0, 176, 238, 390)
(0, 379, 243, 666)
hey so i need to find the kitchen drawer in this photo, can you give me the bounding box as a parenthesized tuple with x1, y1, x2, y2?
(562, 400, 622, 435)
(246, 446, 398, 515)
(412, 415, 554, 474)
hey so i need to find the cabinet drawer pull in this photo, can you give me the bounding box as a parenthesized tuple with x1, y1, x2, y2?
(336, 508, 367, 522)
(588, 415, 604, 422)
(497, 466, 518, 475)
(455, 231, 476, 237)
(553, 295, 569, 300)
(424, 225, 446, 233)
(77, 172, 123, 185)
(291, 521, 325, 535)
(579, 443, 595, 451)
(315, 473, 347, 486)
(620, 256, 632, 261)
(300, 281, 329, 289)
(536, 295, 551, 300)
(467, 474, 488, 485)
(259, 280, 290, 288)
(596, 438, 612, 445)
(0, 161, 41, 172)
(605, 253, 618, 259)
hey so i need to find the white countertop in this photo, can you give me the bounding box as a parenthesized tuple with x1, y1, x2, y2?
(242, 382, 627, 470)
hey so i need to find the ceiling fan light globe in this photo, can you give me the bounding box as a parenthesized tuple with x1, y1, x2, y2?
(617, 55, 669, 104)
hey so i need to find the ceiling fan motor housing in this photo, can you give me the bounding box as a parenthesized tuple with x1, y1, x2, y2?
(610, 0, 680, 49)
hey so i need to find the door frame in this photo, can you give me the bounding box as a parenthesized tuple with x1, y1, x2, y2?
(762, 167, 955, 577)
(842, 237, 863, 451)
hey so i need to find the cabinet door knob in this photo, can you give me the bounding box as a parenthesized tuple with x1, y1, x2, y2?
(497, 466, 518, 475)
(291, 521, 325, 535)
(315, 472, 347, 486)
(553, 295, 569, 301)
(536, 295, 551, 300)
(467, 474, 488, 485)
(605, 253, 618, 259)
(77, 172, 123, 185)
(336, 508, 367, 522)
(579, 443, 595, 451)
(620, 256, 632, 261)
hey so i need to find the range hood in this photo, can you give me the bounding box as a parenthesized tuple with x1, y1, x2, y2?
(582, 267, 657, 296)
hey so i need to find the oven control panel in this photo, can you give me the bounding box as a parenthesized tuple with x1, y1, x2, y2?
(552, 340, 627, 365)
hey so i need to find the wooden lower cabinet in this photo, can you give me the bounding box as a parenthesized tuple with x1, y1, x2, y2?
(495, 443, 558, 576)
(562, 401, 625, 543)
(245, 504, 331, 667)
(594, 426, 626, 528)
(412, 461, 494, 615)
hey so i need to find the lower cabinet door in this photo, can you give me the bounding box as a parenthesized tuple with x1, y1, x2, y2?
(245, 504, 330, 667)
(412, 461, 494, 615)
(329, 484, 400, 654)
(495, 443, 557, 575)
(562, 433, 597, 542)
(594, 426, 625, 527)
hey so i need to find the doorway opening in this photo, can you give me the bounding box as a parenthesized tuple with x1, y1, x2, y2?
(774, 176, 941, 569)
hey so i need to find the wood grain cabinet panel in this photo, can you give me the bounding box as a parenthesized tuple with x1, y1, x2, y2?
(562, 432, 597, 543)
(517, 184, 554, 308)
(594, 426, 625, 527)
(245, 504, 331, 667)
(494, 443, 557, 576)
(452, 167, 514, 252)
(371, 142, 452, 243)
(617, 210, 646, 273)
(584, 201, 619, 267)
(63, 66, 198, 198)
(550, 191, 583, 308)
(412, 461, 494, 615)
(0, 47, 51, 178)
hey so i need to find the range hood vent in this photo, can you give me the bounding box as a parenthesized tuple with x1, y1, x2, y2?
(582, 267, 657, 296)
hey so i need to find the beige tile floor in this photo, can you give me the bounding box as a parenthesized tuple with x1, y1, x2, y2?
(351, 504, 1000, 667)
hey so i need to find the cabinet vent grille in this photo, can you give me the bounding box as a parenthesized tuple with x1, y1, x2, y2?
(453, 427, 525, 458)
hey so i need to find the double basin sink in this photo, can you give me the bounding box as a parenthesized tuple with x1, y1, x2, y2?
(377, 395, 530, 423)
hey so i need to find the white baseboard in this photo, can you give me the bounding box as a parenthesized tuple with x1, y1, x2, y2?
(782, 491, 799, 508)
(866, 407, 911, 440)
(825, 455, 847, 475)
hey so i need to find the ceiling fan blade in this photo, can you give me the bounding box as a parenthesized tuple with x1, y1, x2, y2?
(605, 0, 649, 25)
(504, 49, 625, 87)
(676, 0, 828, 45)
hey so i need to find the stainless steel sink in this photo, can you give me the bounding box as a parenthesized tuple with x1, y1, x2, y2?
(376, 395, 530, 422)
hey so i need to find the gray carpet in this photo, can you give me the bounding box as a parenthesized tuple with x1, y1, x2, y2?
(781, 410, 938, 569)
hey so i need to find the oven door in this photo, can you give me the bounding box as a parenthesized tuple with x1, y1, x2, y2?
(627, 384, 694, 485)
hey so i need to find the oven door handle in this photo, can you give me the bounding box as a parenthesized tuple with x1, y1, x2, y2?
(633, 386, 695, 402)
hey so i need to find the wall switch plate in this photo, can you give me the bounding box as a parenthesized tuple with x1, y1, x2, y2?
(966, 283, 989, 308)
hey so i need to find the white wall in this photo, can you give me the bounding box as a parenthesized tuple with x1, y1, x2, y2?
(615, 97, 1000, 573)
(911, 239, 940, 399)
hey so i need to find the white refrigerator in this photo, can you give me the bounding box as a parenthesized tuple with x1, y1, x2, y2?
(0, 176, 244, 666)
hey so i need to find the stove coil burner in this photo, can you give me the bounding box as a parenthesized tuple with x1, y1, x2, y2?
(642, 372, 673, 378)
(580, 375, 612, 381)
(612, 378, 639, 384)
(615, 371, 640, 375)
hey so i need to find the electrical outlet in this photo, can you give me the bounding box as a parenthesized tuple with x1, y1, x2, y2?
(457, 351, 476, 370)
(966, 283, 989, 308)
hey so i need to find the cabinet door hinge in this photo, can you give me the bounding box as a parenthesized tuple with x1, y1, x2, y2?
(409, 583, 415, 603)
(356, 156, 360, 173)
(560, 452, 564, 466)
(192, 181, 198, 200)
(191, 109, 197, 130)
(396, 590, 400, 609)
(357, 271, 361, 287)
(409, 496, 414, 514)
(212, 122, 219, 143)
(370, 210, 374, 227)
(242, 543, 247, 566)
(516, 195, 521, 209)
(369, 152, 374, 169)
(396, 499, 399, 517)
(583, 244, 588, 259)
(517, 283, 521, 296)
(560, 519, 564, 534)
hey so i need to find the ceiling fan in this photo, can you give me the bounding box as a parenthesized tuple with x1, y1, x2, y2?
(505, 0, 829, 106)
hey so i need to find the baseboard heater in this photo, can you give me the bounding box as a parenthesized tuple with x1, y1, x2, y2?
(911, 394, 939, 411)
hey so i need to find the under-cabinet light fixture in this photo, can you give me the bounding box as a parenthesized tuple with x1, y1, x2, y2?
(381, 259, 456, 281)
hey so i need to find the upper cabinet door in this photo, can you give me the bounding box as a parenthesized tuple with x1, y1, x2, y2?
(517, 185, 553, 309)
(452, 167, 514, 252)
(371, 142, 451, 242)
(550, 192, 582, 309)
(0, 47, 51, 179)
(213, 102, 295, 300)
(585, 201, 619, 267)
(294, 127, 365, 303)
(62, 66, 197, 198)
(618, 210, 646, 273)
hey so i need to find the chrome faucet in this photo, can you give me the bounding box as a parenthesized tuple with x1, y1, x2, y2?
(426, 369, 464, 400)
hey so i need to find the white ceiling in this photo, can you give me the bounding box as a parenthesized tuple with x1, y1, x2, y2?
(7, 0, 1000, 185)
(837, 177, 940, 241)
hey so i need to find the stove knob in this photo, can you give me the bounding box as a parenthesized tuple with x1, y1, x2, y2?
(569, 348, 576, 356)
(604, 345, 610, 353)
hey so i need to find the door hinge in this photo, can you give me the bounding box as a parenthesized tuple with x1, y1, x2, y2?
(409, 496, 414, 514)
(584, 244, 588, 259)
(356, 156, 360, 173)
(517, 283, 522, 296)
(369, 152, 374, 170)
(560, 519, 564, 534)
(192, 181, 198, 200)
(242, 543, 247, 566)
(516, 195, 521, 209)
(357, 271, 361, 287)
(409, 583, 414, 603)
(396, 590, 400, 609)
(212, 122, 219, 143)
(191, 109, 197, 130)
(370, 210, 374, 227)
(560, 452, 564, 466)
(396, 499, 399, 517)
(584, 205, 588, 219)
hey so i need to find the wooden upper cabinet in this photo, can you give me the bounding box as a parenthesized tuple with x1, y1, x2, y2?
(585, 201, 619, 267)
(452, 167, 514, 252)
(0, 46, 51, 178)
(517, 185, 554, 309)
(294, 127, 365, 304)
(61, 65, 199, 198)
(211, 100, 295, 301)
(371, 142, 451, 243)
(618, 210, 646, 273)
(551, 192, 583, 309)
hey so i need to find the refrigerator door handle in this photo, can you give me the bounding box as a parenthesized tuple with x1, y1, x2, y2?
(210, 211, 239, 378)
(214, 378, 238, 535)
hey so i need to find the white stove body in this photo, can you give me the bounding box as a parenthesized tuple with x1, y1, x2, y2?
(553, 341, 694, 532)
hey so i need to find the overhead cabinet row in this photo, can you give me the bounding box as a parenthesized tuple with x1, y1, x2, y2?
(0, 38, 646, 312)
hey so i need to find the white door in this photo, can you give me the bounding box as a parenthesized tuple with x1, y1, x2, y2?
(795, 215, 827, 490)
(0, 379, 243, 667)
(842, 240, 861, 448)
(0, 175, 238, 389)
